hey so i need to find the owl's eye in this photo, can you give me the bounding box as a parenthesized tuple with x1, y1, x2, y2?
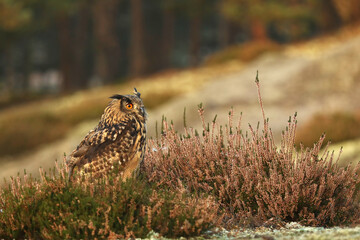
(125, 103, 133, 109)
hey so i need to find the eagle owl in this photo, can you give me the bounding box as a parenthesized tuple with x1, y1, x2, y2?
(67, 88, 147, 180)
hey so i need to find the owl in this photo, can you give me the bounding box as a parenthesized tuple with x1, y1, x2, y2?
(67, 88, 147, 180)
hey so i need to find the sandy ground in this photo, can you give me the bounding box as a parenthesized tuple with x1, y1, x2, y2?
(1, 31, 360, 181)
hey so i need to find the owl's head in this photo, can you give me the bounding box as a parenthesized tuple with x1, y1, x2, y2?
(110, 88, 147, 119)
(101, 88, 147, 127)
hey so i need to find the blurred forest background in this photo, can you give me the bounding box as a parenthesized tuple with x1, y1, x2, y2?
(1, 0, 360, 179)
(0, 0, 359, 95)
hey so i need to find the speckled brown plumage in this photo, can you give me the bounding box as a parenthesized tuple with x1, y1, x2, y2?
(67, 88, 147, 180)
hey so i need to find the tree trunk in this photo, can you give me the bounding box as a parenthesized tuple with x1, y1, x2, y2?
(3, 47, 15, 92)
(250, 19, 267, 41)
(316, 1, 341, 31)
(218, 0, 231, 48)
(189, 15, 201, 66)
(161, 1, 175, 69)
(73, 1, 91, 89)
(331, 0, 360, 23)
(93, 0, 121, 84)
(22, 40, 31, 91)
(130, 0, 146, 77)
(57, 14, 75, 91)
(219, 15, 230, 48)
(219, 14, 240, 48)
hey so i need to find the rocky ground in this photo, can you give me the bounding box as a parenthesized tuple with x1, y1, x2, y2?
(209, 225, 360, 240)
(144, 223, 360, 240)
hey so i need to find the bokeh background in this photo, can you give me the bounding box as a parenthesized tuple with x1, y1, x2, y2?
(0, 0, 360, 179)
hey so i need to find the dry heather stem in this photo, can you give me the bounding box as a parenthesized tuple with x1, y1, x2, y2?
(144, 78, 360, 227)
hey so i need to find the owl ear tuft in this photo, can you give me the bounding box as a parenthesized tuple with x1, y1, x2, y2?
(133, 88, 141, 98)
(109, 94, 124, 100)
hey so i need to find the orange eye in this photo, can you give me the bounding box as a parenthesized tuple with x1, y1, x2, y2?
(125, 103, 133, 109)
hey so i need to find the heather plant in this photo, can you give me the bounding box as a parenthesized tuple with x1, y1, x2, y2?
(1, 76, 359, 239)
(143, 76, 360, 227)
(0, 161, 219, 239)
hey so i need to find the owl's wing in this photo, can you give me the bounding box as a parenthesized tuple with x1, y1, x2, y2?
(86, 125, 123, 146)
(70, 121, 128, 158)
(69, 130, 95, 158)
(67, 119, 137, 180)
(67, 129, 95, 179)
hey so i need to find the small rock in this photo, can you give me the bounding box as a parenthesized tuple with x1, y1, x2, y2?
(284, 222, 303, 229)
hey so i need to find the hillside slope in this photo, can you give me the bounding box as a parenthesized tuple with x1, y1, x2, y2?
(148, 27, 360, 138)
(1, 25, 360, 180)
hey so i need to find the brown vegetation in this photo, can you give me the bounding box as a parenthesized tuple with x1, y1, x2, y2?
(144, 80, 360, 227)
(0, 161, 219, 239)
(1, 80, 359, 238)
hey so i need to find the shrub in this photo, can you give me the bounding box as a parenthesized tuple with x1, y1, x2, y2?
(1, 76, 359, 239)
(0, 162, 219, 239)
(143, 77, 360, 227)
